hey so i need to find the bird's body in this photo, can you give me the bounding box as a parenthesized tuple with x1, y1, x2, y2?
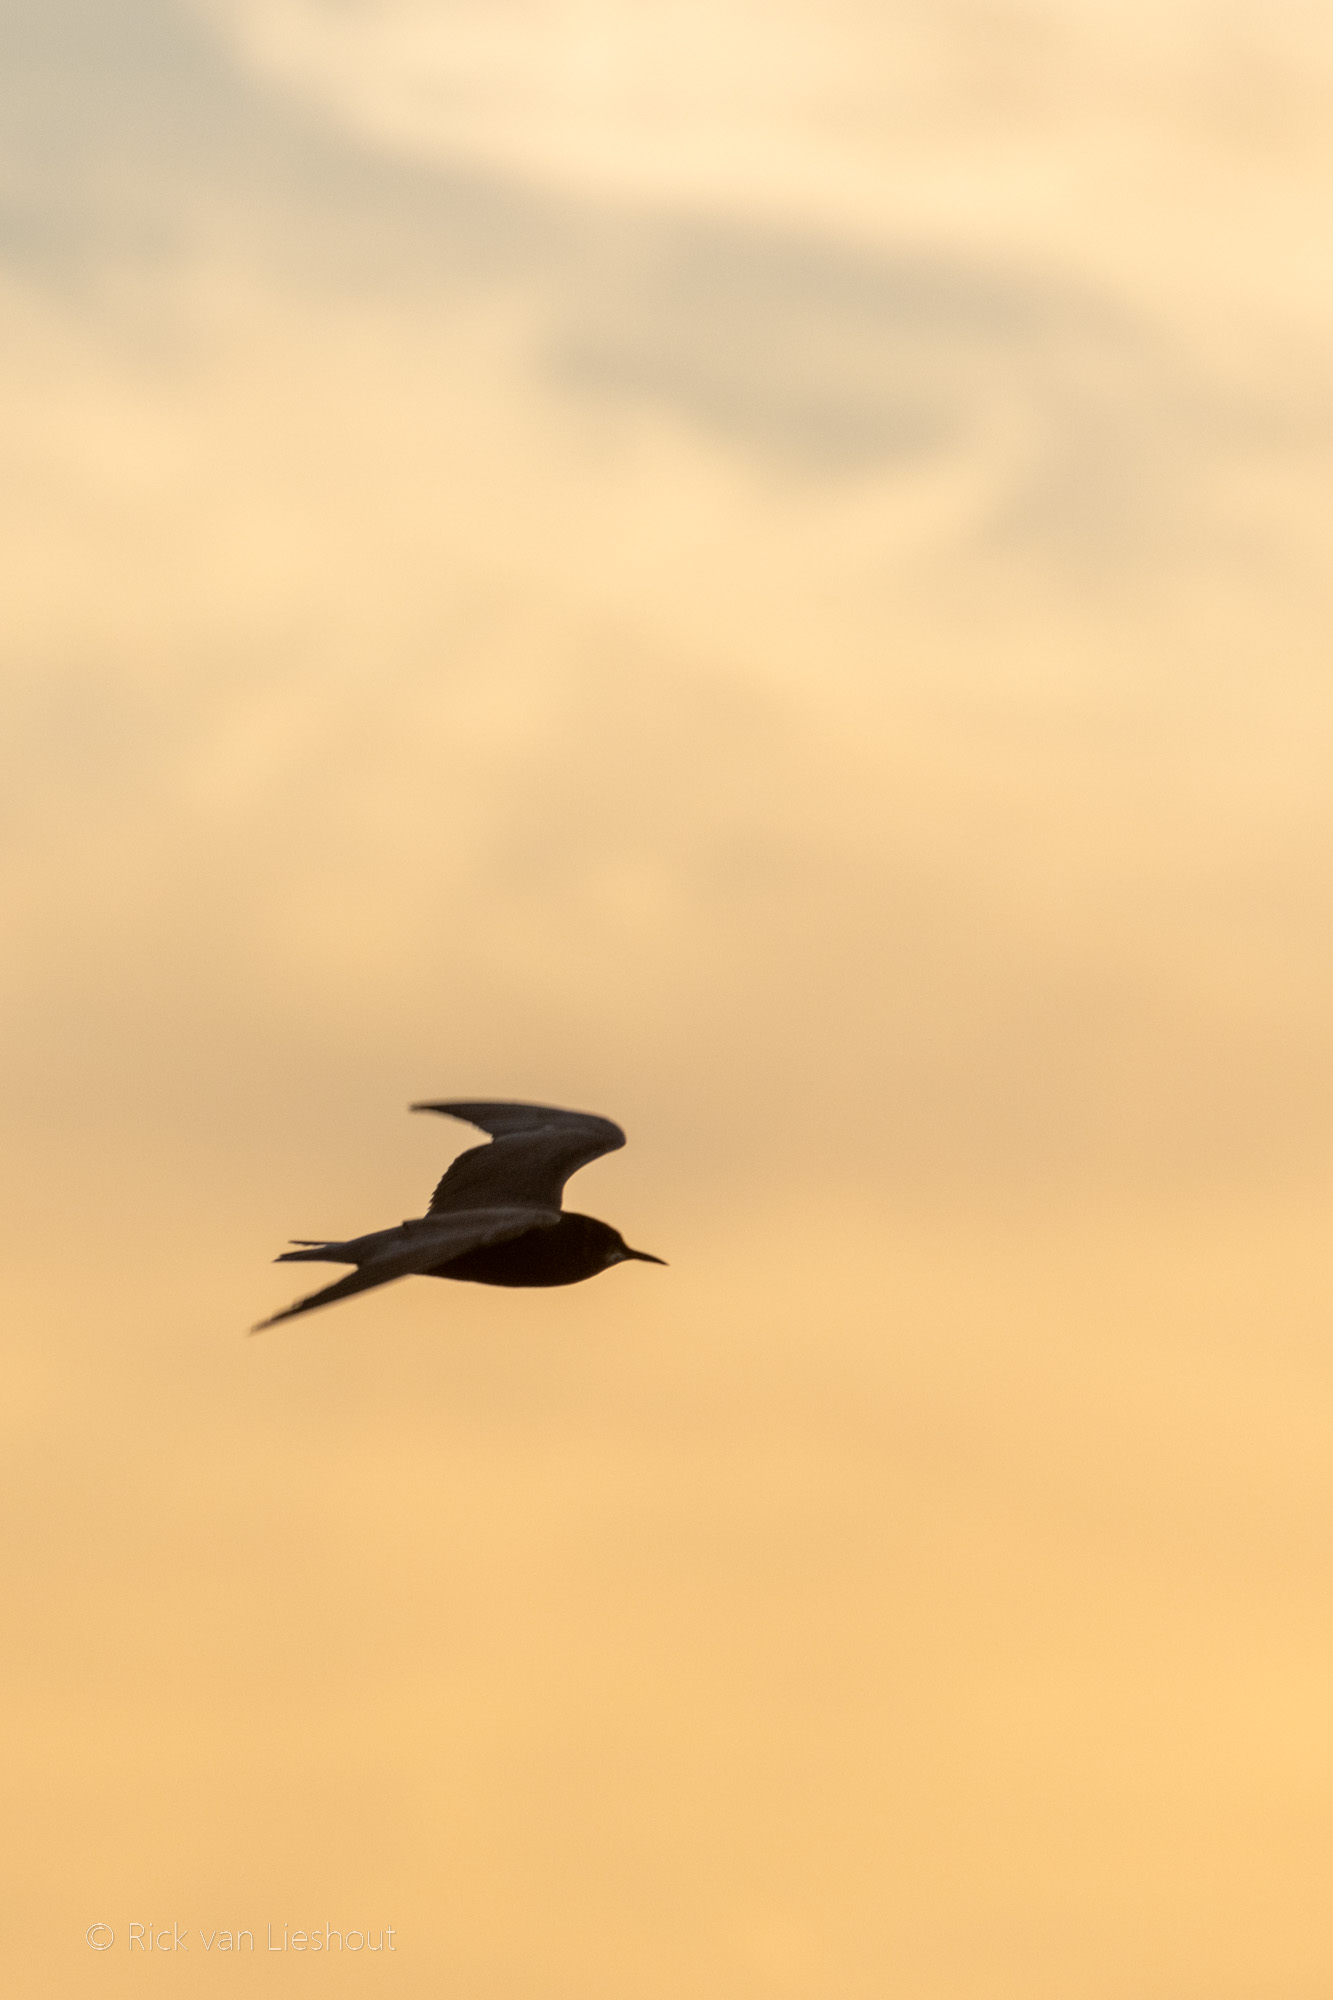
(426, 1213, 640, 1288)
(253, 1102, 663, 1330)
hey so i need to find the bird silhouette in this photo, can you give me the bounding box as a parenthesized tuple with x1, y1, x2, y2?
(252, 1100, 664, 1331)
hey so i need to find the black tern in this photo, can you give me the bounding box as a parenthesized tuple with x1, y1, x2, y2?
(252, 1100, 664, 1331)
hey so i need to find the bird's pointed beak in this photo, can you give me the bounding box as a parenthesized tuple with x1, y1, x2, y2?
(626, 1246, 667, 1265)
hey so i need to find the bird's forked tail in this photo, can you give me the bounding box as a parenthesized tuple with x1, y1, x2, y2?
(275, 1240, 354, 1265)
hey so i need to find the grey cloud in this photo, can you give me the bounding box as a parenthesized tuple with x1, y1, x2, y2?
(546, 219, 1195, 568)
(0, 0, 1227, 566)
(0, 0, 553, 291)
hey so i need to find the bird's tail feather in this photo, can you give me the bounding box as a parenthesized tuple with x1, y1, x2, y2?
(275, 1240, 353, 1265)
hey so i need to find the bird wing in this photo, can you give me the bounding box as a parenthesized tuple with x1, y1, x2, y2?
(251, 1205, 557, 1331)
(412, 1100, 627, 1214)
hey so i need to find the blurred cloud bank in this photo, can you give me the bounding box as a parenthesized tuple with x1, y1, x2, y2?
(5, 0, 1333, 1197)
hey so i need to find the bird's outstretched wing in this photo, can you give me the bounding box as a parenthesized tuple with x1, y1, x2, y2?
(251, 1205, 557, 1331)
(251, 1262, 412, 1332)
(413, 1100, 626, 1214)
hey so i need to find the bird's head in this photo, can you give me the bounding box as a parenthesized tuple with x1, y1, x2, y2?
(572, 1214, 666, 1270)
(607, 1232, 667, 1269)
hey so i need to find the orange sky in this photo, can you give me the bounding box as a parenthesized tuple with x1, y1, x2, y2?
(6, 3, 1333, 1994)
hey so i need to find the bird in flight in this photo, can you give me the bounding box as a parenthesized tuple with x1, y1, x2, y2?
(252, 1100, 664, 1331)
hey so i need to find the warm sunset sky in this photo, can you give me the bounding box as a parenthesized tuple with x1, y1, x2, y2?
(6, 3, 1333, 1995)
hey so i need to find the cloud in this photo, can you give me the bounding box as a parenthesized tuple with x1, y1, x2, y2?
(202, 0, 1333, 213)
(2, 0, 1333, 1216)
(0, 0, 1275, 576)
